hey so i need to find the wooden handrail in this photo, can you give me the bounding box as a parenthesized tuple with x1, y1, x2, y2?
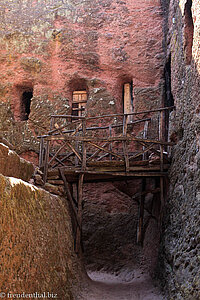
(50, 106, 175, 120)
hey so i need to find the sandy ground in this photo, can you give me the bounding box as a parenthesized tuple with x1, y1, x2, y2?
(79, 269, 164, 300)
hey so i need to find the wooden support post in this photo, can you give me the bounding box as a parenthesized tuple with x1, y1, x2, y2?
(43, 141, 50, 184)
(159, 111, 164, 172)
(59, 169, 79, 222)
(159, 110, 165, 231)
(82, 119, 87, 170)
(39, 137, 44, 168)
(123, 114, 129, 172)
(109, 125, 112, 161)
(143, 120, 149, 160)
(75, 174, 84, 255)
(137, 178, 146, 245)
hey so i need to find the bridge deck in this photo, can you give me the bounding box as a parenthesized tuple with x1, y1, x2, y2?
(37, 107, 175, 255)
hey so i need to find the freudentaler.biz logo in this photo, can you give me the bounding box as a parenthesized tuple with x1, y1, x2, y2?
(0, 292, 58, 298)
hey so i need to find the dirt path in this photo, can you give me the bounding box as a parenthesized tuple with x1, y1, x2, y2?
(79, 269, 164, 300)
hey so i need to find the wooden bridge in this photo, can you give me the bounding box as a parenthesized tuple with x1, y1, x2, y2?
(38, 106, 175, 254)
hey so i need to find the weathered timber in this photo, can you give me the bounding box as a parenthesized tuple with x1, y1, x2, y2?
(75, 174, 84, 255)
(59, 168, 79, 223)
(66, 142, 82, 162)
(50, 106, 175, 121)
(43, 141, 50, 183)
(97, 153, 110, 161)
(52, 152, 74, 169)
(129, 143, 154, 161)
(87, 142, 109, 162)
(87, 141, 123, 159)
(82, 119, 87, 170)
(123, 114, 130, 172)
(137, 178, 146, 245)
(39, 137, 44, 168)
(48, 142, 68, 165)
(45, 135, 174, 146)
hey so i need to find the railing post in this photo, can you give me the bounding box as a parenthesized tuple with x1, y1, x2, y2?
(109, 125, 112, 161)
(39, 137, 44, 169)
(159, 111, 164, 172)
(123, 114, 129, 172)
(143, 120, 149, 160)
(159, 110, 164, 231)
(43, 140, 50, 184)
(82, 118, 86, 170)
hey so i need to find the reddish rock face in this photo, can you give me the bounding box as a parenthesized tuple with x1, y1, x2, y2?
(0, 0, 164, 161)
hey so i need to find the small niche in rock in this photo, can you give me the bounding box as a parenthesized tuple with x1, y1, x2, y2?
(20, 89, 33, 121)
(184, 0, 194, 65)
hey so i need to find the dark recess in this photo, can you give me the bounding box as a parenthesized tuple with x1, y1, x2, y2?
(21, 90, 33, 120)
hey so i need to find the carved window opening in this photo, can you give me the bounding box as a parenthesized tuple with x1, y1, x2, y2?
(184, 0, 194, 65)
(72, 91, 87, 117)
(20, 89, 33, 120)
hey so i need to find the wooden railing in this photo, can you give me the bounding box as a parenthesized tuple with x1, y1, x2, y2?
(38, 106, 175, 183)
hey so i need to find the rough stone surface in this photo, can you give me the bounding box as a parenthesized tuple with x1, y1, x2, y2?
(0, 0, 164, 163)
(158, 1, 200, 299)
(0, 143, 34, 182)
(82, 179, 161, 275)
(0, 174, 80, 299)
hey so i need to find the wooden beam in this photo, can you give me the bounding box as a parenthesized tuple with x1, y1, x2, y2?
(75, 174, 84, 255)
(59, 168, 79, 226)
(123, 114, 130, 172)
(87, 141, 123, 159)
(39, 137, 44, 168)
(45, 135, 174, 146)
(87, 142, 109, 162)
(48, 142, 68, 165)
(43, 141, 50, 184)
(82, 119, 87, 170)
(137, 178, 146, 245)
(66, 142, 82, 162)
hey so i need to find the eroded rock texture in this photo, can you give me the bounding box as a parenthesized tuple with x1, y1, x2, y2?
(82, 179, 161, 275)
(159, 1, 200, 299)
(0, 0, 164, 162)
(0, 174, 80, 299)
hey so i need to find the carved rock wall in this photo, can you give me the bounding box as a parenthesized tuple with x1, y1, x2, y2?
(0, 0, 164, 161)
(0, 174, 81, 299)
(158, 1, 200, 299)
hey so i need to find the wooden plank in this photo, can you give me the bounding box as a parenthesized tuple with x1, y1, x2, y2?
(159, 111, 164, 172)
(124, 83, 132, 114)
(109, 125, 112, 160)
(73, 91, 87, 95)
(49, 106, 175, 120)
(45, 135, 174, 146)
(159, 176, 164, 232)
(43, 141, 50, 184)
(52, 152, 74, 168)
(39, 137, 44, 168)
(129, 143, 154, 161)
(82, 119, 87, 170)
(72, 123, 82, 136)
(75, 174, 84, 255)
(97, 153, 109, 161)
(143, 120, 149, 160)
(87, 141, 123, 159)
(123, 114, 130, 172)
(66, 142, 82, 162)
(48, 142, 68, 165)
(76, 170, 168, 177)
(137, 178, 146, 245)
(87, 142, 109, 162)
(59, 169, 79, 226)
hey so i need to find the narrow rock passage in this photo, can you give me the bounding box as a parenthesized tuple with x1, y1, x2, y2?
(80, 269, 164, 300)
